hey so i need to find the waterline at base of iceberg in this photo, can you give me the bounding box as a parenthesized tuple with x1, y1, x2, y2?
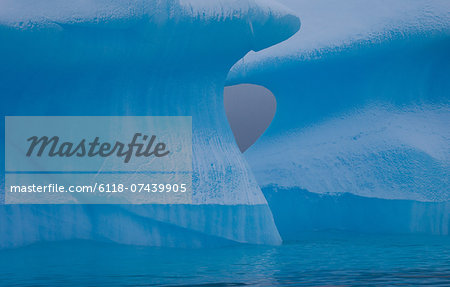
(0, 204, 281, 249)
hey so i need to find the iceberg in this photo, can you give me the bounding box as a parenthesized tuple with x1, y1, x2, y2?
(227, 0, 450, 237)
(1, 0, 448, 249)
(0, 0, 300, 248)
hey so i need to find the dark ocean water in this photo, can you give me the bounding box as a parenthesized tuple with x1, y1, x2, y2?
(0, 232, 449, 286)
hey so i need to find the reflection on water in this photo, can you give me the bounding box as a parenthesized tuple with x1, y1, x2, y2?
(1, 232, 449, 286)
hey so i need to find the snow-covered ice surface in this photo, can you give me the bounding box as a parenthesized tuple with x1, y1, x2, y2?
(0, 0, 300, 248)
(228, 0, 450, 236)
(229, 0, 450, 71)
(248, 106, 450, 202)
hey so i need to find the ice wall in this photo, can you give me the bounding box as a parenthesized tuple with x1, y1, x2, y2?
(0, 0, 300, 248)
(228, 0, 450, 235)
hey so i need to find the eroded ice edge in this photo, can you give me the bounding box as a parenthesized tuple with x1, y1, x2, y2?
(0, 0, 300, 248)
(227, 0, 450, 238)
